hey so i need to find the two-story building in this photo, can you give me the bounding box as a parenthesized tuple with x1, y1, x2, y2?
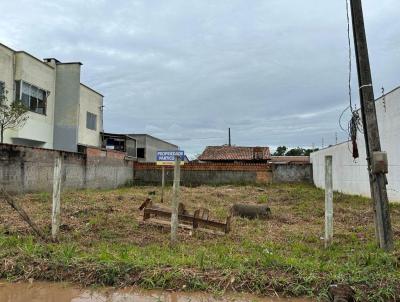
(0, 43, 103, 152)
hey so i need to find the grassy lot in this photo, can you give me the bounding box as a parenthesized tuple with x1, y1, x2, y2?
(0, 183, 399, 301)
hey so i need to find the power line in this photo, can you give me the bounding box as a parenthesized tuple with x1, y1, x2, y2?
(339, 0, 362, 160)
(345, 0, 353, 112)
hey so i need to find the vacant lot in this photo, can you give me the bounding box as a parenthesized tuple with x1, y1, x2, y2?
(0, 183, 399, 301)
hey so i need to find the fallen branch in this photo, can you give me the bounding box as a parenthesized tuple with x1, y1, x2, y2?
(0, 188, 48, 241)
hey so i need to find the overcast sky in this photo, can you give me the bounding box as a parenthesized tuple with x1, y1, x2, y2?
(1, 0, 399, 156)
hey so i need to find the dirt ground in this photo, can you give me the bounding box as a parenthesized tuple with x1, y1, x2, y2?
(0, 183, 399, 301)
(1, 184, 398, 246)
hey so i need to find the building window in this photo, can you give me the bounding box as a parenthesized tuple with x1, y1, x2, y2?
(86, 112, 97, 130)
(0, 81, 5, 98)
(15, 80, 47, 115)
(137, 148, 145, 159)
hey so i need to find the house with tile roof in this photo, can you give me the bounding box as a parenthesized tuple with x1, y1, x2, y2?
(198, 145, 271, 163)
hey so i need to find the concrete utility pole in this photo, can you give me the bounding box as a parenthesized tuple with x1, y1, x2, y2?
(228, 128, 231, 146)
(350, 0, 393, 250)
(325, 156, 333, 248)
(170, 155, 181, 246)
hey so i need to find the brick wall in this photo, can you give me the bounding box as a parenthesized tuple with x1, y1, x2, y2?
(0, 144, 133, 193)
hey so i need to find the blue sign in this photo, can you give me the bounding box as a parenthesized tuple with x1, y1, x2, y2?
(157, 150, 185, 165)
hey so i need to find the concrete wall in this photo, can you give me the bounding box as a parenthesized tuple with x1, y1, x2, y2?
(0, 144, 133, 193)
(310, 86, 400, 202)
(133, 162, 311, 186)
(134, 163, 272, 186)
(53, 63, 81, 152)
(78, 84, 103, 148)
(272, 164, 312, 183)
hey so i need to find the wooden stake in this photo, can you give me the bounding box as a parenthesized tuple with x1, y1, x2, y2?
(325, 156, 333, 248)
(0, 188, 47, 241)
(161, 166, 165, 203)
(170, 156, 181, 246)
(52, 155, 62, 240)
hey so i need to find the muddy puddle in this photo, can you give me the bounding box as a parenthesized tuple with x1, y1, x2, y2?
(0, 281, 312, 302)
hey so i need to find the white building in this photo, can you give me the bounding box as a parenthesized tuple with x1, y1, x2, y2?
(311, 86, 400, 202)
(0, 43, 103, 152)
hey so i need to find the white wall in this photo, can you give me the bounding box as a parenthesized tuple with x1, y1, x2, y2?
(0, 47, 56, 148)
(310, 86, 400, 202)
(78, 84, 103, 148)
(13, 53, 56, 148)
(0, 44, 14, 103)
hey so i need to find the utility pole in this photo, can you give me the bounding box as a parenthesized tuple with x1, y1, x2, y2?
(228, 128, 231, 146)
(350, 0, 393, 250)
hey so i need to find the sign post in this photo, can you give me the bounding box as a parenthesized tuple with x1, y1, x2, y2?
(161, 166, 165, 203)
(156, 150, 185, 246)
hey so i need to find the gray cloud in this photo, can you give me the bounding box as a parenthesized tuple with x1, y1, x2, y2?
(1, 0, 399, 156)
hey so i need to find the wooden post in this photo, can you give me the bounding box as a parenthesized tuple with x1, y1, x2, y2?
(161, 166, 165, 203)
(325, 156, 333, 248)
(52, 155, 62, 240)
(350, 0, 393, 250)
(170, 156, 181, 246)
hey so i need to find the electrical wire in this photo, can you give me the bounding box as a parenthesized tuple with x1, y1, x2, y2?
(339, 0, 354, 134)
(346, 0, 353, 112)
(340, 0, 361, 160)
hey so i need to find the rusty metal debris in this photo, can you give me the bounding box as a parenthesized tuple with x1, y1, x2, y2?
(139, 198, 231, 235)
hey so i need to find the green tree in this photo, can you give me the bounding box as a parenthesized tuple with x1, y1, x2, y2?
(0, 90, 29, 143)
(285, 147, 305, 156)
(273, 146, 287, 156)
(284, 147, 319, 156)
(304, 148, 319, 156)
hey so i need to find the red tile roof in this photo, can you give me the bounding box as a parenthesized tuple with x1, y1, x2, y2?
(198, 146, 271, 161)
